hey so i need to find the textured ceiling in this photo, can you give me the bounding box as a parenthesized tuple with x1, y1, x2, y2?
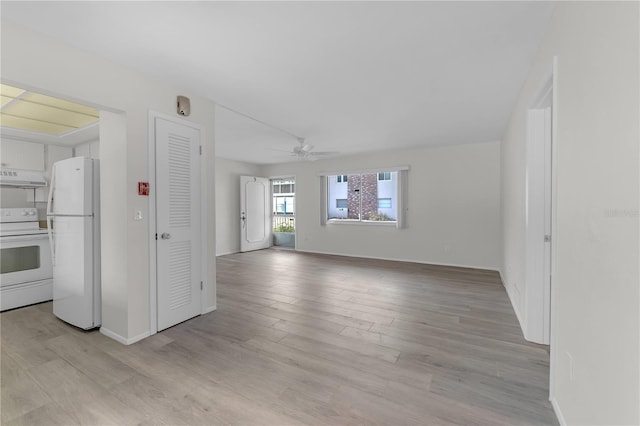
(1, 1, 555, 163)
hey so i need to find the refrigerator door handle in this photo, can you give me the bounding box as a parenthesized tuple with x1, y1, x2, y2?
(47, 216, 55, 265)
(47, 165, 56, 215)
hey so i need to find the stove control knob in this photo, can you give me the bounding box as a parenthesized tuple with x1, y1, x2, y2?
(21, 211, 27, 216)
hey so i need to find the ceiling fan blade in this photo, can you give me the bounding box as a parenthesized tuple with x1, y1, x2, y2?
(309, 151, 338, 156)
(266, 147, 294, 153)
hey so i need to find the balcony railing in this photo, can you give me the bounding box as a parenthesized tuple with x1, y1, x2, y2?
(273, 215, 295, 232)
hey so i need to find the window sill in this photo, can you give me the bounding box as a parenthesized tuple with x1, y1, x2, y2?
(327, 220, 397, 227)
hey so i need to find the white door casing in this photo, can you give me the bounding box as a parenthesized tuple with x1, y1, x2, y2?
(240, 176, 271, 252)
(155, 117, 202, 331)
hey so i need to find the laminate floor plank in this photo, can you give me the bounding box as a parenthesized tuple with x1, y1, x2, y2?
(293, 299, 396, 325)
(1, 249, 557, 425)
(369, 317, 548, 358)
(267, 300, 375, 330)
(272, 320, 400, 363)
(276, 333, 433, 390)
(4, 402, 79, 426)
(44, 333, 138, 389)
(219, 298, 348, 334)
(26, 358, 147, 425)
(0, 368, 53, 424)
(241, 336, 431, 397)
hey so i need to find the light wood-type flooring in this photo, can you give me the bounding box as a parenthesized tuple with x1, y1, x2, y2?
(1, 249, 558, 425)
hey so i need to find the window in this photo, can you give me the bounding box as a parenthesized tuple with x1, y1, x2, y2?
(272, 179, 296, 216)
(273, 182, 295, 194)
(274, 196, 295, 214)
(378, 198, 392, 209)
(326, 171, 398, 222)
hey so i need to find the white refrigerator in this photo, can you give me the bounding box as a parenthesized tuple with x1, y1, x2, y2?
(47, 156, 101, 329)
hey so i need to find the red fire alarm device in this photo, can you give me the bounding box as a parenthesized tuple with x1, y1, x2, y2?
(138, 182, 149, 196)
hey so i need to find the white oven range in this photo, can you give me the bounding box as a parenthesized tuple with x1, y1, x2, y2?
(0, 207, 53, 311)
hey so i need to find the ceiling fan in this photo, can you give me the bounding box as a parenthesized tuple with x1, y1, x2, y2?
(289, 137, 337, 161)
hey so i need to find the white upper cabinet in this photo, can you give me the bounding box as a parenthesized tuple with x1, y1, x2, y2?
(48, 145, 73, 168)
(31, 144, 73, 202)
(0, 139, 45, 170)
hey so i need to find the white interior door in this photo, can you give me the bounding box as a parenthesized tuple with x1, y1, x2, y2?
(542, 106, 552, 343)
(525, 106, 553, 344)
(156, 117, 201, 331)
(240, 176, 271, 252)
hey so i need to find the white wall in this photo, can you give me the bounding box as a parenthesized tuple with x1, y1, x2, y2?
(0, 188, 30, 208)
(2, 21, 217, 342)
(260, 141, 501, 270)
(75, 139, 100, 158)
(215, 157, 262, 255)
(501, 2, 639, 424)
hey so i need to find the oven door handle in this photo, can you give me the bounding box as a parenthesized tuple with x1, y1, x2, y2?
(47, 217, 55, 266)
(0, 234, 49, 243)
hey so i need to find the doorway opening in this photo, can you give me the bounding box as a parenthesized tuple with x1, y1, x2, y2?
(271, 177, 295, 249)
(524, 64, 556, 346)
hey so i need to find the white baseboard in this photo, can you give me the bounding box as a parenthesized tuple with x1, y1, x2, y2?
(100, 327, 150, 345)
(498, 269, 528, 340)
(550, 397, 566, 426)
(203, 305, 217, 314)
(220, 246, 500, 273)
(294, 248, 500, 272)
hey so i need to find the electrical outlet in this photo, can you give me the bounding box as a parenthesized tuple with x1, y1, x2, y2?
(134, 210, 143, 221)
(566, 352, 574, 381)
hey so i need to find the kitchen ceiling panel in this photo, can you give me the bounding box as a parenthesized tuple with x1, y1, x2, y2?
(0, 96, 14, 108)
(0, 113, 75, 135)
(3, 99, 98, 129)
(0, 84, 99, 137)
(0, 84, 25, 99)
(21, 92, 99, 117)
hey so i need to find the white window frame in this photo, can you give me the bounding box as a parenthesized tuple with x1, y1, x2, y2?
(319, 166, 409, 228)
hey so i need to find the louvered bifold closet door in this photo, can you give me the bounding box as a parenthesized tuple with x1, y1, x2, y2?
(155, 117, 202, 331)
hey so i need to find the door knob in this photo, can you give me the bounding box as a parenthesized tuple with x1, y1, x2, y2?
(161, 232, 171, 240)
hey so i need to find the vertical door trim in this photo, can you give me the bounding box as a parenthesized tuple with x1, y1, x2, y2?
(548, 56, 559, 402)
(148, 110, 208, 336)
